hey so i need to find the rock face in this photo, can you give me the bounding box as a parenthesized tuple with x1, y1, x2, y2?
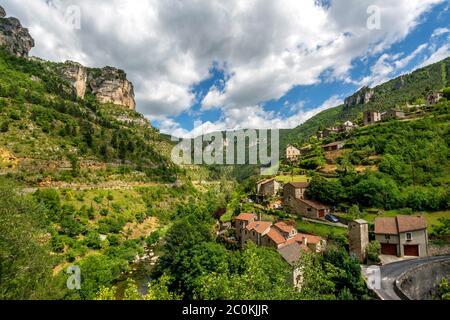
(344, 86, 374, 109)
(0, 6, 35, 57)
(58, 63, 136, 110)
(88, 67, 136, 110)
(0, 5, 136, 110)
(59, 61, 88, 99)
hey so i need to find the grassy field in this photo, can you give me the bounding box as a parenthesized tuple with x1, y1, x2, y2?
(275, 175, 308, 183)
(296, 219, 348, 239)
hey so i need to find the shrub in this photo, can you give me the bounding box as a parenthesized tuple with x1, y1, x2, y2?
(366, 241, 381, 263)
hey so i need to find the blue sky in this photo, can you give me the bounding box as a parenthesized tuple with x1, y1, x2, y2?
(3, 0, 450, 137)
(159, 1, 450, 136)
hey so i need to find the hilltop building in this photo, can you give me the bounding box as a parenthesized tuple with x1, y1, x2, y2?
(381, 110, 405, 121)
(363, 111, 382, 126)
(286, 145, 301, 161)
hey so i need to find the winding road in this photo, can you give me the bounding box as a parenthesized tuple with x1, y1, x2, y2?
(366, 255, 450, 300)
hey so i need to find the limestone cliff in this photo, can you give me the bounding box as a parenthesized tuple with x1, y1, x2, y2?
(58, 61, 88, 99)
(88, 67, 136, 110)
(0, 6, 35, 57)
(58, 63, 136, 110)
(344, 86, 374, 110)
(0, 5, 136, 110)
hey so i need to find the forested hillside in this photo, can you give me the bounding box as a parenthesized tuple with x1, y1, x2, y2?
(282, 57, 450, 147)
(0, 49, 178, 185)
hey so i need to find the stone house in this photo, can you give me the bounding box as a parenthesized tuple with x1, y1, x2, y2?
(317, 127, 339, 140)
(426, 91, 444, 105)
(322, 141, 345, 152)
(363, 111, 382, 126)
(291, 198, 330, 219)
(283, 182, 310, 202)
(286, 145, 301, 161)
(381, 109, 405, 121)
(234, 213, 257, 245)
(283, 182, 330, 219)
(338, 121, 356, 132)
(375, 216, 428, 257)
(256, 178, 281, 198)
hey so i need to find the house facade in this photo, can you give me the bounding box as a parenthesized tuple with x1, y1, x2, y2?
(234, 213, 257, 245)
(286, 145, 301, 161)
(257, 178, 281, 198)
(338, 121, 355, 132)
(427, 91, 444, 105)
(291, 198, 330, 219)
(283, 182, 330, 219)
(284, 182, 309, 202)
(381, 110, 405, 121)
(363, 111, 382, 126)
(375, 216, 428, 257)
(322, 141, 345, 152)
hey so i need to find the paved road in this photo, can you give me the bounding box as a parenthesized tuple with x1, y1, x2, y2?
(366, 255, 450, 300)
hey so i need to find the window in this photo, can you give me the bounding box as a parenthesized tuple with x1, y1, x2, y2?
(406, 233, 412, 241)
(385, 235, 391, 240)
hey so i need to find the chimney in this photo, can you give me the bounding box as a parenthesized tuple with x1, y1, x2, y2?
(258, 212, 262, 221)
(302, 237, 308, 247)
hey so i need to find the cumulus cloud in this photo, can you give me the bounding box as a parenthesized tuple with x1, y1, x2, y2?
(360, 43, 428, 87)
(419, 44, 450, 68)
(165, 95, 344, 138)
(1, 0, 444, 132)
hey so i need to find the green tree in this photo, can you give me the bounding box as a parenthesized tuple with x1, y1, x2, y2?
(0, 180, 64, 299)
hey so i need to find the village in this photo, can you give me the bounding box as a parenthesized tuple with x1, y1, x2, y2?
(219, 90, 448, 289)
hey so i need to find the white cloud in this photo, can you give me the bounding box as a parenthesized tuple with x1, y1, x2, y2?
(360, 43, 428, 87)
(431, 27, 450, 37)
(419, 44, 450, 68)
(0, 0, 443, 130)
(163, 95, 344, 138)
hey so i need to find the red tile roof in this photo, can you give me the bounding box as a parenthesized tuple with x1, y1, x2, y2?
(274, 222, 296, 234)
(235, 213, 257, 221)
(375, 216, 427, 235)
(295, 233, 323, 245)
(266, 228, 286, 245)
(246, 221, 273, 235)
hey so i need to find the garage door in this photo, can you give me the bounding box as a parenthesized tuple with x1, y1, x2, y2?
(404, 245, 419, 257)
(381, 244, 397, 256)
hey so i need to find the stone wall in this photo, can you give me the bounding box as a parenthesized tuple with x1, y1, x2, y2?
(395, 259, 450, 300)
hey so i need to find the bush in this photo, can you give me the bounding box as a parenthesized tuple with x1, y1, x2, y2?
(366, 241, 381, 263)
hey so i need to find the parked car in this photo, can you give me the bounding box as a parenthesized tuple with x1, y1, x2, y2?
(325, 214, 339, 223)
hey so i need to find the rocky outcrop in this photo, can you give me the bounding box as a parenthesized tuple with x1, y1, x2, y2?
(344, 86, 374, 109)
(88, 67, 136, 110)
(59, 61, 88, 99)
(0, 5, 136, 110)
(0, 6, 35, 57)
(58, 63, 136, 110)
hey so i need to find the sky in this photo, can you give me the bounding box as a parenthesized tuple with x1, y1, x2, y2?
(2, 0, 450, 138)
